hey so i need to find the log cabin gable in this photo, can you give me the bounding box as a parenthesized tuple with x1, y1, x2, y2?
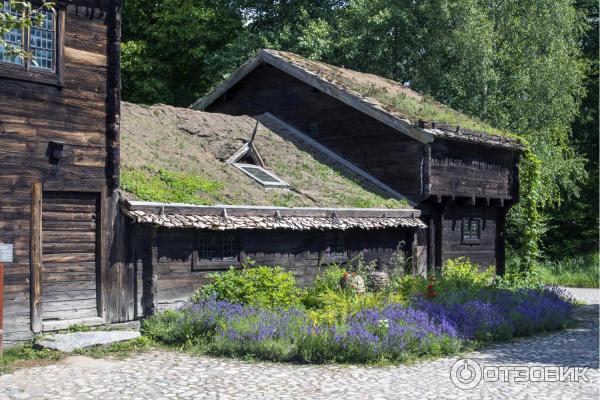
(203, 63, 426, 201)
(196, 50, 523, 204)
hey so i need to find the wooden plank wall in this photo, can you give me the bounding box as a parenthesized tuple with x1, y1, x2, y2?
(133, 226, 410, 314)
(207, 64, 423, 198)
(41, 192, 99, 324)
(0, 5, 111, 346)
(441, 204, 500, 268)
(430, 140, 515, 199)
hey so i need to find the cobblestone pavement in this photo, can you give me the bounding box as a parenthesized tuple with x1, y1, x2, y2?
(0, 288, 597, 400)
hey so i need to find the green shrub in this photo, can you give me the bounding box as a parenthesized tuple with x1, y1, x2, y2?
(435, 257, 494, 294)
(191, 265, 301, 309)
(301, 264, 346, 309)
(141, 309, 189, 344)
(388, 274, 428, 300)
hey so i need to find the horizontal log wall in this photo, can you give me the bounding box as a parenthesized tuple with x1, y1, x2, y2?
(208, 64, 423, 198)
(133, 226, 410, 314)
(430, 140, 515, 199)
(0, 5, 113, 346)
(441, 204, 500, 268)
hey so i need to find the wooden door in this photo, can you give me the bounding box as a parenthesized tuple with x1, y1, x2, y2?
(41, 192, 101, 331)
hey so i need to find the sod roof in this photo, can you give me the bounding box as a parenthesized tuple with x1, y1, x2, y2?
(120, 102, 412, 209)
(193, 49, 524, 150)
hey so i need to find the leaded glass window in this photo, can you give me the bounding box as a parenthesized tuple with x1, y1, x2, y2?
(0, 2, 56, 71)
(30, 9, 54, 70)
(0, 1, 23, 65)
(197, 232, 238, 261)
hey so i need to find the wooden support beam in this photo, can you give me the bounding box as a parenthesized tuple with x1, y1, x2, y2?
(427, 214, 435, 273)
(421, 145, 431, 199)
(411, 230, 418, 275)
(141, 226, 158, 317)
(496, 207, 509, 276)
(30, 183, 42, 333)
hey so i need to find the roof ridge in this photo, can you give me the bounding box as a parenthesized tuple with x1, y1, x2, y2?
(193, 49, 524, 150)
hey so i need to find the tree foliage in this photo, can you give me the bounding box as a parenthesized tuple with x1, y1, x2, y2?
(118, 0, 596, 265)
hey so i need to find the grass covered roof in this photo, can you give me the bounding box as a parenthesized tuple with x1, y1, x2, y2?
(121, 102, 410, 209)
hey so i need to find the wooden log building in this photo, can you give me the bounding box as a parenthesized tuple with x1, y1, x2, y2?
(0, 0, 122, 346)
(0, 5, 523, 348)
(192, 50, 525, 273)
(119, 102, 426, 314)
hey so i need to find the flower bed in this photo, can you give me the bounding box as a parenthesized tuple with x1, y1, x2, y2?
(142, 257, 576, 364)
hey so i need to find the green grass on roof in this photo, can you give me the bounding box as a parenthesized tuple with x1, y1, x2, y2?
(273, 50, 519, 140)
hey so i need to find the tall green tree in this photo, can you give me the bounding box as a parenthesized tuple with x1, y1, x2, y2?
(543, 0, 598, 257)
(122, 0, 243, 106)
(332, 0, 589, 261)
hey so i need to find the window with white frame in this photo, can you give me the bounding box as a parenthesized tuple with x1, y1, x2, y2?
(0, 2, 56, 72)
(233, 163, 289, 187)
(228, 136, 289, 188)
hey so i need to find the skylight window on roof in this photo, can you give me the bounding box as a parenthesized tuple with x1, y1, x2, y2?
(234, 163, 289, 187)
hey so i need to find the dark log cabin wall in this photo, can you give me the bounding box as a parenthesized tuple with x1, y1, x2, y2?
(207, 64, 424, 199)
(429, 140, 515, 199)
(131, 225, 410, 315)
(425, 139, 518, 271)
(0, 3, 120, 346)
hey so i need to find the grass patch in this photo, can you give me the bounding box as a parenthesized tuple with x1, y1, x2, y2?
(537, 254, 599, 288)
(0, 344, 62, 374)
(121, 167, 223, 205)
(360, 84, 515, 138)
(0, 336, 156, 374)
(278, 52, 519, 140)
(75, 336, 157, 359)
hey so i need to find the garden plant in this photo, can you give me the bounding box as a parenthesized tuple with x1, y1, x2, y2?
(142, 256, 576, 365)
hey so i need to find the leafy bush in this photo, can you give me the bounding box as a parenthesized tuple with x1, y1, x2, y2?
(388, 275, 429, 301)
(436, 257, 494, 292)
(191, 265, 301, 309)
(144, 285, 574, 365)
(143, 297, 463, 364)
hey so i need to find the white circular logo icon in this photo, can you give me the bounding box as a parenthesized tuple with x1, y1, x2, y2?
(450, 359, 482, 390)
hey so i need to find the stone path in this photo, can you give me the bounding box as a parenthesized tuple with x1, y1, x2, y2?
(0, 288, 598, 400)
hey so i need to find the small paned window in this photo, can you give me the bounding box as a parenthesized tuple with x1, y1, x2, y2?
(197, 232, 238, 261)
(0, 2, 57, 72)
(30, 9, 55, 70)
(462, 218, 481, 244)
(234, 163, 289, 187)
(0, 2, 23, 65)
